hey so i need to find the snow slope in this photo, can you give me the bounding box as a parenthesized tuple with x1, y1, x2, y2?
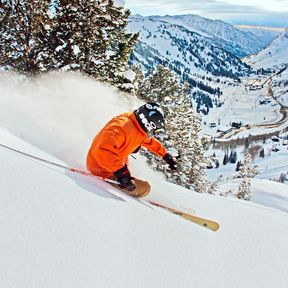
(273, 67, 288, 106)
(1, 72, 288, 288)
(246, 28, 288, 69)
(236, 25, 281, 48)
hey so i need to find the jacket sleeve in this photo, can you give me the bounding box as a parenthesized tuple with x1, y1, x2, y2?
(94, 128, 126, 173)
(141, 137, 167, 158)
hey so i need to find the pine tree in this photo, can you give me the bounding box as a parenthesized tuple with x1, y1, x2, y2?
(0, 0, 52, 75)
(223, 152, 229, 165)
(168, 80, 209, 192)
(279, 173, 286, 183)
(229, 150, 237, 163)
(52, 0, 138, 91)
(102, 0, 139, 92)
(207, 175, 222, 194)
(137, 65, 183, 181)
(245, 137, 250, 149)
(187, 110, 209, 192)
(236, 160, 242, 171)
(137, 66, 209, 192)
(51, 0, 101, 71)
(237, 154, 259, 200)
(137, 65, 181, 103)
(214, 159, 220, 168)
(259, 148, 265, 158)
(131, 63, 144, 95)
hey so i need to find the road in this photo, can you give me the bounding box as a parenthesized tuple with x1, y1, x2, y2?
(218, 72, 288, 141)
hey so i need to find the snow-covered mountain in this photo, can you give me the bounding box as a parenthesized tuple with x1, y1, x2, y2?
(246, 28, 288, 69)
(128, 15, 251, 80)
(236, 25, 281, 48)
(1, 72, 288, 288)
(272, 66, 288, 106)
(150, 14, 273, 57)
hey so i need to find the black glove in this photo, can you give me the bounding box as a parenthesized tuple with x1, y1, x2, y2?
(132, 146, 141, 154)
(163, 153, 177, 170)
(113, 165, 136, 191)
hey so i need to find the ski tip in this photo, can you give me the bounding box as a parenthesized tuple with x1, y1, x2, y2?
(203, 221, 220, 232)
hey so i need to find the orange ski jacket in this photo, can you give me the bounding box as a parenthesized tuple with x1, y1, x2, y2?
(86, 112, 167, 178)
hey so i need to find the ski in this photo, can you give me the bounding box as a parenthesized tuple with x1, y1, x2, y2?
(0, 143, 220, 231)
(146, 200, 220, 232)
(107, 187, 220, 232)
(105, 186, 220, 232)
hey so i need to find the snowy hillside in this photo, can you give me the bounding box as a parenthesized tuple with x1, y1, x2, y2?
(246, 28, 288, 69)
(1, 72, 288, 288)
(236, 25, 281, 48)
(272, 67, 288, 106)
(128, 15, 251, 78)
(150, 14, 271, 57)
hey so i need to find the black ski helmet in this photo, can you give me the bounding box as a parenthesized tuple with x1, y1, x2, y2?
(134, 102, 165, 138)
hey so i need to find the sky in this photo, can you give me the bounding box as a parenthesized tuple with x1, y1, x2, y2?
(122, 0, 288, 27)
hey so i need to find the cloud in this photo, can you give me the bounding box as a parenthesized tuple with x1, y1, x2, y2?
(124, 0, 288, 26)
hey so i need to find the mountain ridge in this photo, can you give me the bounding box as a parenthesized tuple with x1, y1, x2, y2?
(245, 28, 288, 69)
(128, 15, 251, 80)
(136, 14, 276, 57)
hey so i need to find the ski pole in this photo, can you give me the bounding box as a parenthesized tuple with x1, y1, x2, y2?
(0, 143, 120, 185)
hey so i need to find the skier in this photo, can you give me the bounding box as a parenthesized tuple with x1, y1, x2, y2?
(86, 102, 177, 197)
